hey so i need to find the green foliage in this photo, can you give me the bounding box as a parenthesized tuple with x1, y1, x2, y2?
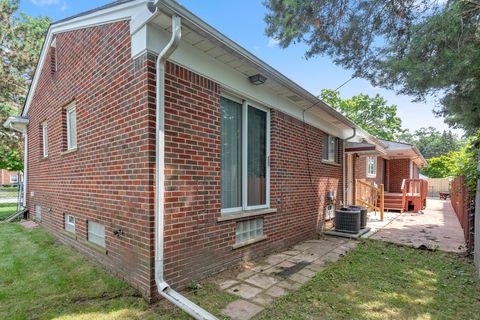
(451, 130, 480, 195)
(264, 0, 480, 133)
(320, 89, 404, 140)
(421, 154, 457, 178)
(397, 126, 463, 159)
(421, 130, 479, 196)
(0, 0, 50, 170)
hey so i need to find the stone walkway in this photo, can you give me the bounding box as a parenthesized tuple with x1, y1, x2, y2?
(372, 198, 466, 252)
(217, 236, 358, 320)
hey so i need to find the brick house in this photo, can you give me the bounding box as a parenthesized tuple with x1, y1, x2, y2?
(3, 0, 413, 316)
(345, 139, 426, 211)
(0, 169, 19, 186)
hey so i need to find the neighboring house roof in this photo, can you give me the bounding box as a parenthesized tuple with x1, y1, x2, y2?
(345, 138, 426, 168)
(21, 0, 382, 145)
(379, 139, 426, 167)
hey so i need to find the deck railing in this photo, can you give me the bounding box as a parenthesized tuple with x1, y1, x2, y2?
(401, 179, 428, 211)
(355, 179, 384, 220)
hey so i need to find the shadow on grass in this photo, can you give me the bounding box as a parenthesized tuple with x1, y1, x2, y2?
(0, 224, 235, 320)
(256, 240, 480, 320)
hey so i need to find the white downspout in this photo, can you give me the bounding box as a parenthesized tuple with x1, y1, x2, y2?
(153, 11, 217, 320)
(22, 132, 28, 207)
(342, 128, 356, 205)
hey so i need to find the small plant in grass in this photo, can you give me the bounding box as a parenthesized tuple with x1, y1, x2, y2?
(187, 279, 201, 291)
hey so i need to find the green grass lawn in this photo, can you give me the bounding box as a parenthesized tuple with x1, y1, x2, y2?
(0, 224, 236, 320)
(257, 240, 480, 320)
(0, 186, 18, 198)
(1, 223, 479, 320)
(0, 203, 17, 220)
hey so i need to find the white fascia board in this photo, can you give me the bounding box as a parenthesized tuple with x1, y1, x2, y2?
(142, 24, 346, 138)
(22, 0, 148, 117)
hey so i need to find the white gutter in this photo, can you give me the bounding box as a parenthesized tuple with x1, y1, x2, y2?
(152, 5, 217, 320)
(342, 128, 356, 205)
(4, 117, 29, 207)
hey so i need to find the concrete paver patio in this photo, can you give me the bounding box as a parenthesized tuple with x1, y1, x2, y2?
(371, 198, 466, 252)
(217, 236, 358, 320)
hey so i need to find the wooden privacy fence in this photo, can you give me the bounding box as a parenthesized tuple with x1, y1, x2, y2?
(355, 179, 384, 220)
(451, 175, 474, 251)
(426, 177, 451, 198)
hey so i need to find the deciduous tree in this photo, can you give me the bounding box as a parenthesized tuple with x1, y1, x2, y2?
(320, 89, 404, 140)
(0, 0, 50, 170)
(264, 0, 480, 133)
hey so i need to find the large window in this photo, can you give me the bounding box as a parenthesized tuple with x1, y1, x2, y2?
(367, 156, 377, 177)
(66, 103, 77, 150)
(220, 96, 269, 213)
(41, 122, 48, 158)
(322, 135, 338, 163)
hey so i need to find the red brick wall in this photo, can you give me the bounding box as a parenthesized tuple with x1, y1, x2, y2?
(354, 155, 385, 187)
(162, 61, 343, 288)
(26, 21, 345, 298)
(26, 21, 156, 298)
(388, 159, 411, 192)
(1, 170, 18, 185)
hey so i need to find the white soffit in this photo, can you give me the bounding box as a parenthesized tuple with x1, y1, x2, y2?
(144, 14, 350, 137)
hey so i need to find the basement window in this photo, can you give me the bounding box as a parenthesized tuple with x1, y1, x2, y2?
(236, 218, 263, 244)
(64, 214, 75, 234)
(88, 221, 105, 248)
(35, 205, 41, 221)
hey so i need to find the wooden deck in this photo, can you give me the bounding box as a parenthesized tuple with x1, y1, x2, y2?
(356, 179, 428, 216)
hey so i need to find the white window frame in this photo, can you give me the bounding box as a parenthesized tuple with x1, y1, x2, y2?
(367, 156, 377, 178)
(41, 122, 48, 158)
(10, 175, 18, 183)
(64, 214, 75, 234)
(220, 94, 271, 215)
(87, 221, 106, 248)
(66, 103, 77, 150)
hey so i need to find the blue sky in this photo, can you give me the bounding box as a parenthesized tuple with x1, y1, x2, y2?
(20, 0, 463, 135)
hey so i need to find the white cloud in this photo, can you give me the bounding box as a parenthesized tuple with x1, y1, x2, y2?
(59, 1, 68, 11)
(31, 0, 59, 5)
(267, 38, 280, 48)
(30, 0, 67, 11)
